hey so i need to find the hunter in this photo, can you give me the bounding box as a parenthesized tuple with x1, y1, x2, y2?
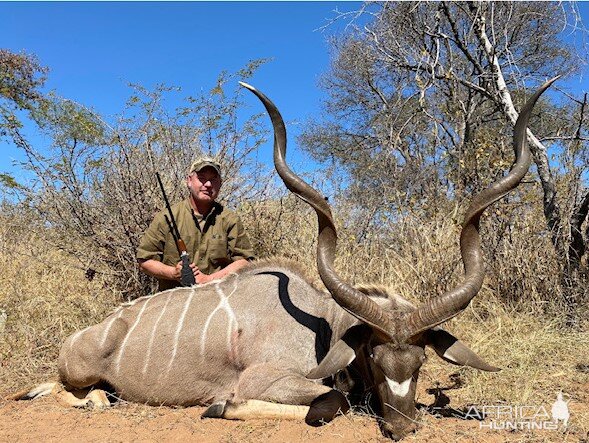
(137, 157, 256, 290)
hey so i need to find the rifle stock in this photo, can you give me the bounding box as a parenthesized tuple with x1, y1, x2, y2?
(157, 173, 196, 287)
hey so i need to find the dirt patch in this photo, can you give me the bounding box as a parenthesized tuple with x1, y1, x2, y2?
(1, 391, 586, 443)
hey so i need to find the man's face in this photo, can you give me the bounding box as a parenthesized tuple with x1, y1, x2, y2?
(187, 167, 222, 204)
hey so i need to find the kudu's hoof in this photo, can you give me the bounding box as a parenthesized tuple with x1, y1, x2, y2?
(305, 390, 350, 426)
(202, 401, 227, 419)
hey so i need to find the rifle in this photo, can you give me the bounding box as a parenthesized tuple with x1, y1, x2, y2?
(156, 172, 196, 287)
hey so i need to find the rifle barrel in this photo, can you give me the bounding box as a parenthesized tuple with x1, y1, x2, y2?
(156, 172, 183, 245)
(164, 214, 182, 256)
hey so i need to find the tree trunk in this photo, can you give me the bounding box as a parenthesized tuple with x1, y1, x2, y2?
(469, 1, 582, 322)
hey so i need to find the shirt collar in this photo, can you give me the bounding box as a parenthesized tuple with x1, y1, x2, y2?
(185, 199, 222, 222)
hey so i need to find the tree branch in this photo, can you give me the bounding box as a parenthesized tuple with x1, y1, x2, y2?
(469, 0, 566, 258)
(440, 2, 485, 75)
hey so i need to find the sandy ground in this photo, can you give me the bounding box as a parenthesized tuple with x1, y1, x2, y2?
(1, 390, 586, 443)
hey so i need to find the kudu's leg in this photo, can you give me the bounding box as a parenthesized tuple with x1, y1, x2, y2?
(204, 399, 310, 421)
(57, 387, 111, 409)
(8, 382, 59, 401)
(202, 364, 349, 426)
(11, 382, 110, 409)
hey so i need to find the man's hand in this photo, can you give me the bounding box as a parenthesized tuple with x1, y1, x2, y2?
(174, 261, 211, 284)
(172, 261, 183, 281)
(195, 270, 212, 284)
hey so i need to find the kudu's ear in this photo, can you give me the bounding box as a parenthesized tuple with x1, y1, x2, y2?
(306, 339, 357, 380)
(426, 328, 500, 372)
(306, 325, 371, 380)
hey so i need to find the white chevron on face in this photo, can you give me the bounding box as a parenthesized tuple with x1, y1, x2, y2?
(385, 377, 412, 397)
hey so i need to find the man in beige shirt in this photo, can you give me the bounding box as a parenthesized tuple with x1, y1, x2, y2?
(137, 158, 256, 291)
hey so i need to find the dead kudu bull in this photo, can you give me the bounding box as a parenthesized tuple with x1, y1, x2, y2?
(15, 79, 556, 440)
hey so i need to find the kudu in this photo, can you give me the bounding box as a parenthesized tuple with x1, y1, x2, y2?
(16, 79, 556, 440)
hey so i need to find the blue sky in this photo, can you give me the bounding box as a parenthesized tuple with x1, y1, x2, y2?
(1, 1, 361, 180)
(2, 2, 589, 185)
(1, 1, 349, 113)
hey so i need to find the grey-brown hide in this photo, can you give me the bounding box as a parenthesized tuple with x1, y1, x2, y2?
(59, 262, 370, 407)
(58, 260, 486, 440)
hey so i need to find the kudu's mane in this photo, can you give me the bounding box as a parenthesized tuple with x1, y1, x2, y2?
(240, 257, 398, 303)
(116, 257, 324, 311)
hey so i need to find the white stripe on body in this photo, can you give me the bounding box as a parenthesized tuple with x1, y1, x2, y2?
(142, 292, 173, 376)
(200, 278, 239, 356)
(165, 288, 196, 374)
(69, 326, 90, 350)
(100, 308, 124, 347)
(115, 298, 151, 374)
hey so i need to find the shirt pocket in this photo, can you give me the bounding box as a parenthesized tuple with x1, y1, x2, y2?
(208, 238, 229, 267)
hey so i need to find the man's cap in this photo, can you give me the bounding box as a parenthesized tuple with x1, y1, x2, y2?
(189, 157, 222, 177)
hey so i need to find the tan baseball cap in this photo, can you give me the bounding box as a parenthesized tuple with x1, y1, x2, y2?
(189, 157, 222, 177)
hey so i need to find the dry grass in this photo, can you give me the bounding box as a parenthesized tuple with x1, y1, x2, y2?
(0, 204, 588, 438)
(0, 214, 119, 391)
(416, 304, 589, 440)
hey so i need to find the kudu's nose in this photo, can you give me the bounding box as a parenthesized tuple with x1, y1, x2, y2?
(381, 420, 419, 441)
